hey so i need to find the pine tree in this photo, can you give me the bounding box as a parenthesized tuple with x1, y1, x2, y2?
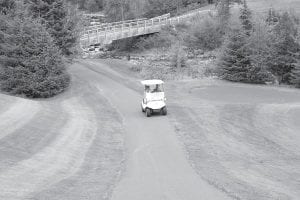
(0, 12, 70, 98)
(291, 61, 300, 87)
(267, 12, 300, 84)
(239, 0, 252, 35)
(0, 0, 15, 15)
(26, 0, 78, 56)
(247, 20, 276, 83)
(218, 28, 253, 82)
(266, 8, 279, 26)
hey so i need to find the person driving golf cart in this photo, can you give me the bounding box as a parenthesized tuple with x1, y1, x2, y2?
(152, 84, 162, 93)
(145, 85, 150, 93)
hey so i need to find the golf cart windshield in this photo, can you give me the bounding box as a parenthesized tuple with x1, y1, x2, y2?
(145, 84, 164, 93)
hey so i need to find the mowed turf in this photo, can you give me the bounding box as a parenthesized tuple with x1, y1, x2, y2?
(247, 0, 300, 13)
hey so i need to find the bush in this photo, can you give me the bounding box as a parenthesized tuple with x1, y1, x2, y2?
(187, 15, 224, 51)
(170, 44, 188, 68)
(0, 15, 70, 98)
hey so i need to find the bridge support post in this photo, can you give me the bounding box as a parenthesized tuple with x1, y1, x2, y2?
(96, 29, 99, 43)
(87, 31, 90, 46)
(121, 24, 123, 38)
(158, 17, 161, 28)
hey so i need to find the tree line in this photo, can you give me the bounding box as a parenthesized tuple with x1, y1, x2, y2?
(0, 0, 79, 98)
(67, 0, 217, 21)
(115, 0, 300, 88)
(218, 0, 300, 87)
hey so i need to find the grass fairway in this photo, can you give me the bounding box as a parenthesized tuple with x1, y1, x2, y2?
(247, 0, 300, 13)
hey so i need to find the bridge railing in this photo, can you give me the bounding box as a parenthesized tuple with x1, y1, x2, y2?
(80, 9, 212, 47)
(83, 18, 149, 33)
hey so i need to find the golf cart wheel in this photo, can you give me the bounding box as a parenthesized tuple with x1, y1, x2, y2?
(162, 107, 167, 115)
(141, 105, 145, 112)
(146, 108, 151, 117)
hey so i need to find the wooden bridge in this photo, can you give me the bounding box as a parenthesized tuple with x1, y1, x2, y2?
(80, 8, 212, 47)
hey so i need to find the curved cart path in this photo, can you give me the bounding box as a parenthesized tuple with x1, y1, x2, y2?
(82, 60, 230, 200)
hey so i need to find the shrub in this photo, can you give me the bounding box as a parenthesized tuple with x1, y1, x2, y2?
(187, 15, 224, 51)
(170, 44, 188, 68)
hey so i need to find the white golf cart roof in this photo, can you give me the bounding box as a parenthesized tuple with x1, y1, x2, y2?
(141, 79, 164, 85)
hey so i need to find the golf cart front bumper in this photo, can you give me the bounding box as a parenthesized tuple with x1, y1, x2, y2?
(146, 101, 166, 110)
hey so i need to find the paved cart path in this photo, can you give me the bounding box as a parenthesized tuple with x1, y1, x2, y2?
(82, 60, 230, 200)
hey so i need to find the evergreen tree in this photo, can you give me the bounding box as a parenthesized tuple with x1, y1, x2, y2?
(0, 0, 15, 15)
(26, 0, 78, 56)
(267, 12, 300, 84)
(247, 20, 276, 83)
(0, 11, 70, 98)
(218, 28, 253, 82)
(291, 61, 300, 87)
(266, 8, 279, 26)
(239, 0, 252, 35)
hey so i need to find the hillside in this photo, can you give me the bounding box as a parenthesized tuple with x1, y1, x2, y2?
(247, 0, 300, 13)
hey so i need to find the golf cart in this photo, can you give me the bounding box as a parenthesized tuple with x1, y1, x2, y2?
(141, 80, 167, 117)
